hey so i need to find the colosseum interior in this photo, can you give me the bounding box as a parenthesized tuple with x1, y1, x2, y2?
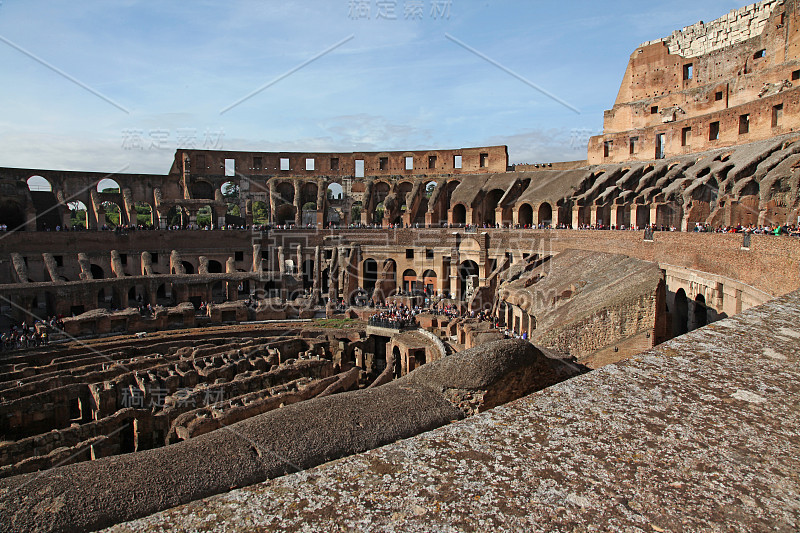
(1, 1, 800, 532)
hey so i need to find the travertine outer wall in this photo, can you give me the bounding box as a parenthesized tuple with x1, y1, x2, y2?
(641, 1, 780, 57)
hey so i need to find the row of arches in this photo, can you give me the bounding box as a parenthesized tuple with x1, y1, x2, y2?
(270, 180, 345, 226)
(359, 258, 479, 299)
(25, 175, 122, 193)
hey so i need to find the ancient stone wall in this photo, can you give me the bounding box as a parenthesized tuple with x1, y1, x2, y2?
(0, 325, 357, 478)
(589, 0, 800, 163)
(641, 1, 780, 58)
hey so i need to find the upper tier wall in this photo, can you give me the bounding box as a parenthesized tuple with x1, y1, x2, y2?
(641, 0, 780, 58)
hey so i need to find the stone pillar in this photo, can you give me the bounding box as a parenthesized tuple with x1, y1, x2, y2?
(531, 205, 540, 228)
(78, 253, 93, 280)
(268, 180, 278, 226)
(110, 251, 125, 278)
(610, 205, 621, 228)
(252, 244, 262, 274)
(42, 253, 59, 282)
(89, 190, 101, 230)
(170, 250, 186, 275)
(198, 256, 209, 275)
(294, 181, 303, 227)
(245, 199, 254, 226)
(312, 246, 322, 304)
(629, 204, 638, 229)
(296, 245, 303, 279)
(141, 252, 153, 276)
(147, 280, 159, 306)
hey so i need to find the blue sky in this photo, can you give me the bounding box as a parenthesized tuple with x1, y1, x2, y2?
(0, 0, 746, 173)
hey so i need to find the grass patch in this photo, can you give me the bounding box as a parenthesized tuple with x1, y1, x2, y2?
(314, 318, 362, 329)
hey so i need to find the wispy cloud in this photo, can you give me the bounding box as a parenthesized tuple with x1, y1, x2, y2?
(0, 0, 741, 173)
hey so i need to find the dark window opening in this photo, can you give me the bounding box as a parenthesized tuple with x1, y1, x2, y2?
(681, 127, 692, 147)
(753, 49, 766, 59)
(428, 155, 437, 169)
(426, 248, 434, 259)
(629, 137, 638, 155)
(709, 121, 720, 141)
(406, 249, 414, 259)
(793, 70, 800, 81)
(325, 250, 333, 259)
(151, 253, 159, 264)
(715, 91, 723, 101)
(655, 133, 665, 160)
(379, 157, 388, 170)
(253, 156, 262, 170)
(773, 104, 784, 127)
(739, 114, 750, 135)
(54, 255, 63, 267)
(683, 63, 693, 80)
(604, 141, 613, 158)
(330, 157, 339, 171)
(235, 251, 244, 262)
(650, 106, 659, 115)
(120, 254, 127, 266)
(479, 153, 489, 167)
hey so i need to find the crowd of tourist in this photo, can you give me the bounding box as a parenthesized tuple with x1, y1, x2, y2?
(17, 219, 800, 237)
(0, 316, 63, 352)
(430, 302, 463, 319)
(368, 302, 420, 329)
(692, 222, 800, 235)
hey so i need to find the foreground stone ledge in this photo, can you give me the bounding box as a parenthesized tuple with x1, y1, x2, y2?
(108, 289, 800, 532)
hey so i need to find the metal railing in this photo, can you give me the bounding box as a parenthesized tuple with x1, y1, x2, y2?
(368, 318, 418, 330)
